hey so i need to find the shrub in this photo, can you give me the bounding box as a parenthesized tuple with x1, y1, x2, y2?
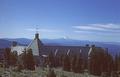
(60, 74, 67, 77)
(47, 69, 56, 77)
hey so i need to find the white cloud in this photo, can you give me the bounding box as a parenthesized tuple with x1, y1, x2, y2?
(90, 24, 120, 29)
(73, 25, 106, 31)
(73, 23, 120, 32)
(26, 28, 62, 33)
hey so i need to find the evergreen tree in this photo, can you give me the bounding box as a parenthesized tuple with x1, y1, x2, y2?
(102, 51, 114, 76)
(89, 47, 97, 75)
(22, 49, 35, 70)
(54, 56, 60, 67)
(114, 54, 118, 72)
(74, 55, 83, 73)
(112, 53, 120, 77)
(47, 69, 56, 77)
(89, 47, 114, 76)
(4, 48, 11, 67)
(89, 47, 109, 75)
(107, 53, 114, 75)
(71, 55, 76, 72)
(10, 51, 18, 66)
(62, 55, 70, 71)
(26, 49, 35, 70)
(59, 54, 64, 66)
(47, 51, 55, 67)
(4, 48, 18, 67)
(22, 49, 27, 69)
(118, 53, 120, 71)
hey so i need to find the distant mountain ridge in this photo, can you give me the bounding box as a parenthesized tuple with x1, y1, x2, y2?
(0, 39, 12, 48)
(4, 38, 31, 45)
(0, 38, 120, 56)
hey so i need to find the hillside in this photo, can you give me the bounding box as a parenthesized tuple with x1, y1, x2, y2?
(0, 39, 12, 48)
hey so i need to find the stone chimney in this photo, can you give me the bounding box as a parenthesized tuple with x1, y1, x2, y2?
(12, 41, 17, 47)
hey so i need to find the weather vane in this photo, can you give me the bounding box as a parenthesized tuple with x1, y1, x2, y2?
(36, 25, 39, 33)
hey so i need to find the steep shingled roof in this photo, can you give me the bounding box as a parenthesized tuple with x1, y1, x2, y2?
(27, 33, 43, 56)
(40, 45, 91, 60)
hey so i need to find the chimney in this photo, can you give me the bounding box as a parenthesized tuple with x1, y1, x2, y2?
(86, 44, 89, 47)
(12, 41, 17, 47)
(91, 44, 95, 48)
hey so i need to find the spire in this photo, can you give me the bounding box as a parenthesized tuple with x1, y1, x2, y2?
(27, 25, 43, 56)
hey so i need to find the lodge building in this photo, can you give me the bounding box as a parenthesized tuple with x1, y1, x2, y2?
(11, 32, 104, 66)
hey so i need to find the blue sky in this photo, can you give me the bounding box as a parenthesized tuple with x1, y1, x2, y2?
(0, 0, 120, 42)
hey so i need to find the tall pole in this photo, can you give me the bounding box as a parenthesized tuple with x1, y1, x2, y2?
(36, 25, 39, 33)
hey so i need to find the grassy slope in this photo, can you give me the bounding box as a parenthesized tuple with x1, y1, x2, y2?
(0, 67, 99, 77)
